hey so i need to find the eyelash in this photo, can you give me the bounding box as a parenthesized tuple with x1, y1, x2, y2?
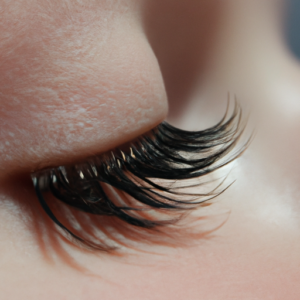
(32, 102, 248, 251)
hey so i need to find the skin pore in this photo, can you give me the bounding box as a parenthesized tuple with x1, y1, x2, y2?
(1, 0, 300, 299)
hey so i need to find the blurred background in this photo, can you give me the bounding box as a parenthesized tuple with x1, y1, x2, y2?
(286, 0, 300, 58)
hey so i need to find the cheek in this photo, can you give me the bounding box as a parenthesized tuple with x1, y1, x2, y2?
(0, 6, 168, 174)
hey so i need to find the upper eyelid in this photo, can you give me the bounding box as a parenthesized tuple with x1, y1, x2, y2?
(31, 101, 249, 252)
(0, 8, 168, 178)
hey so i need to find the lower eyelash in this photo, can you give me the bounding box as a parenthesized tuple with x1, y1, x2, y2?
(32, 101, 249, 251)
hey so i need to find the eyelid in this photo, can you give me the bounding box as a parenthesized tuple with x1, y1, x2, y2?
(31, 100, 250, 252)
(0, 17, 168, 178)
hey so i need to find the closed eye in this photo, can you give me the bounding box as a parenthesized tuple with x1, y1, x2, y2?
(32, 100, 249, 252)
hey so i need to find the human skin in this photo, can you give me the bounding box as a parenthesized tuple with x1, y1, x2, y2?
(1, 0, 300, 299)
(0, 0, 167, 176)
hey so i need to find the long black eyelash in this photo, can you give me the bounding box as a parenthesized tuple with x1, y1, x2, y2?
(32, 101, 249, 250)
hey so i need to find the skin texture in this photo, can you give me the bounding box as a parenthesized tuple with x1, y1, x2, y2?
(1, 0, 300, 299)
(0, 0, 167, 176)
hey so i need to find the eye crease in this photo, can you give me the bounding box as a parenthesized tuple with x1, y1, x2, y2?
(31, 101, 248, 252)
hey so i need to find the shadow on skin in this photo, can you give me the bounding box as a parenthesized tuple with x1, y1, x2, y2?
(142, 0, 224, 120)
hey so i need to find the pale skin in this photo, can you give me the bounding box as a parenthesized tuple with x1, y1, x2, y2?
(0, 0, 300, 299)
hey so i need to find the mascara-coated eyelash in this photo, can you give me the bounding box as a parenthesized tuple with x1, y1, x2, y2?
(32, 102, 248, 251)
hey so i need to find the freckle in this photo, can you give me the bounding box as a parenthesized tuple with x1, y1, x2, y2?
(8, 132, 15, 137)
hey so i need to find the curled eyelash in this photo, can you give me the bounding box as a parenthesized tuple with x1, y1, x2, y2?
(32, 101, 249, 251)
